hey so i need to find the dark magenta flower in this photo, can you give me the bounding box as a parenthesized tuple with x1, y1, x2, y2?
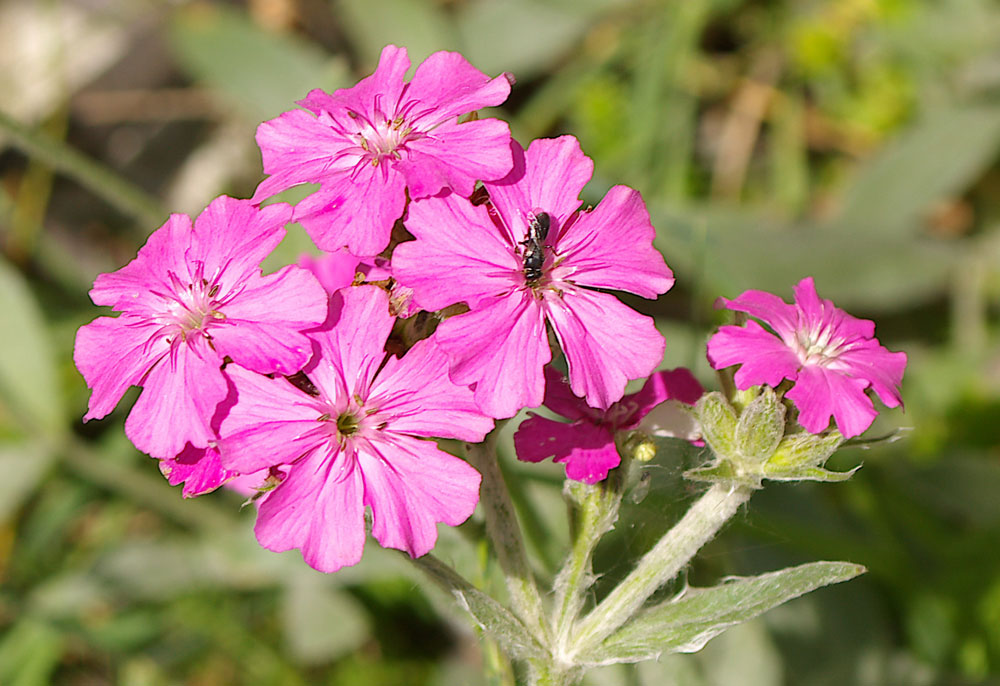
(514, 367, 703, 483)
(707, 277, 907, 438)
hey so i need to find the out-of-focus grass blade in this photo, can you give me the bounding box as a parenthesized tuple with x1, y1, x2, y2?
(0, 441, 54, 525)
(456, 0, 619, 79)
(626, 1, 709, 200)
(333, 0, 459, 70)
(0, 619, 63, 686)
(828, 104, 1000, 239)
(170, 4, 349, 123)
(281, 574, 371, 664)
(0, 109, 164, 227)
(0, 257, 63, 435)
(654, 205, 960, 310)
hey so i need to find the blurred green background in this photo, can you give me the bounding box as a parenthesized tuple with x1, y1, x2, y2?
(2, 0, 1000, 684)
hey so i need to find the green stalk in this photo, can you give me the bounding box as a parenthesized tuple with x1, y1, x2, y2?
(550, 454, 628, 656)
(465, 429, 550, 645)
(567, 482, 753, 659)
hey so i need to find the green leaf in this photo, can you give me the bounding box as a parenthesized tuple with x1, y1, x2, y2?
(409, 554, 545, 661)
(0, 257, 63, 435)
(582, 561, 865, 666)
(170, 4, 348, 122)
(281, 575, 370, 664)
(829, 104, 1000, 239)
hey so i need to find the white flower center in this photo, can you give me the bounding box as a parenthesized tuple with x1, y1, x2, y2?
(794, 325, 844, 367)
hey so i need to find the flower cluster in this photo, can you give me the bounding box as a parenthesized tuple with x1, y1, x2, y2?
(75, 45, 907, 574)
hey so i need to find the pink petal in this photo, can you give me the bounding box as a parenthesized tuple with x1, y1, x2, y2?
(368, 337, 494, 442)
(624, 368, 704, 427)
(218, 366, 328, 474)
(254, 446, 367, 573)
(309, 286, 395, 400)
(793, 278, 875, 343)
(90, 213, 192, 313)
(75, 315, 170, 421)
(544, 287, 664, 411)
(394, 193, 520, 311)
(706, 321, 801, 389)
(357, 434, 481, 557)
(435, 292, 549, 419)
(834, 342, 907, 409)
(406, 50, 511, 121)
(210, 264, 326, 375)
(298, 250, 362, 293)
(718, 289, 800, 342)
(485, 137, 592, 244)
(252, 108, 354, 202)
(159, 445, 233, 498)
(124, 336, 227, 458)
(399, 118, 514, 198)
(190, 197, 292, 286)
(513, 415, 619, 484)
(555, 186, 674, 299)
(308, 45, 410, 121)
(293, 163, 406, 257)
(787, 365, 878, 438)
(539, 365, 595, 422)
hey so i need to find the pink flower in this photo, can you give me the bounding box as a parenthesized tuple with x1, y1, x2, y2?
(74, 196, 328, 459)
(392, 136, 674, 418)
(217, 285, 491, 573)
(514, 367, 702, 483)
(707, 277, 907, 439)
(253, 44, 514, 257)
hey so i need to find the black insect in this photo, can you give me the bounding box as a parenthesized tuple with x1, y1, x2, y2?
(521, 211, 551, 283)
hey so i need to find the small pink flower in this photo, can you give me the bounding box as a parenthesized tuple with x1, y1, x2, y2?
(217, 285, 491, 573)
(254, 44, 514, 257)
(74, 196, 328, 459)
(514, 367, 702, 483)
(707, 277, 907, 439)
(392, 136, 674, 418)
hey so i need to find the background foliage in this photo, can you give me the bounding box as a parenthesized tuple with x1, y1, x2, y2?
(2, 0, 1000, 684)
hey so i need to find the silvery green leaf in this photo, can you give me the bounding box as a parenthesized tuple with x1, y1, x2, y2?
(580, 561, 865, 666)
(410, 554, 546, 661)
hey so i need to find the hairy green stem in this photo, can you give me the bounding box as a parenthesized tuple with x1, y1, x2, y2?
(567, 482, 753, 659)
(466, 430, 550, 645)
(550, 457, 627, 655)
